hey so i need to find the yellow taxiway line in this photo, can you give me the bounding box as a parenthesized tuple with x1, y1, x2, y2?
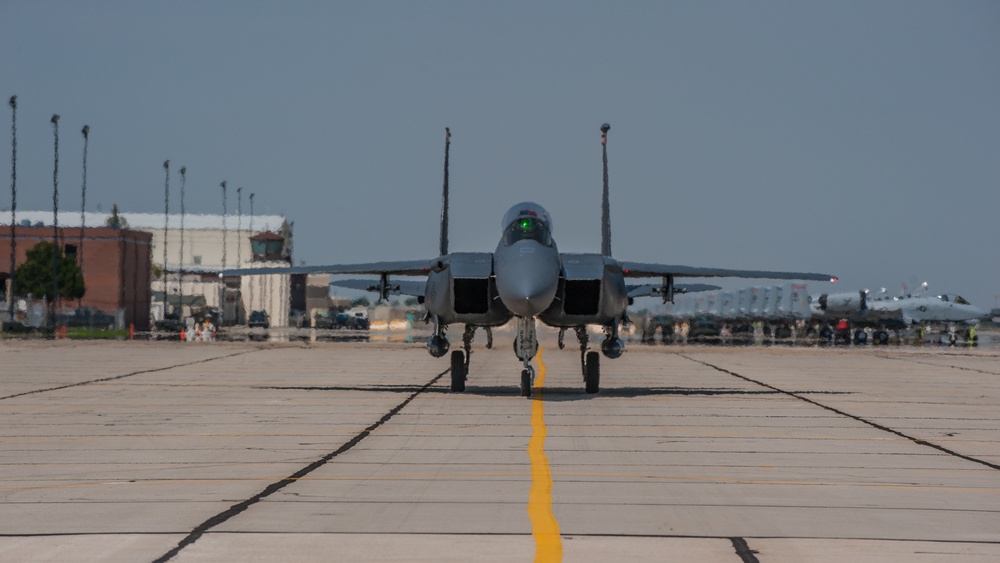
(528, 347, 562, 562)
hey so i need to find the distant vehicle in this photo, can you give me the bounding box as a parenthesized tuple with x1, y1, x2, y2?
(641, 314, 675, 344)
(313, 311, 335, 329)
(313, 310, 368, 330)
(248, 310, 270, 329)
(336, 311, 369, 330)
(688, 315, 722, 341)
(350, 312, 370, 330)
(58, 307, 117, 329)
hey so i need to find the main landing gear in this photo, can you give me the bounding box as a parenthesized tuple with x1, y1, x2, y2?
(575, 326, 600, 394)
(450, 350, 466, 392)
(450, 325, 487, 393)
(585, 351, 600, 394)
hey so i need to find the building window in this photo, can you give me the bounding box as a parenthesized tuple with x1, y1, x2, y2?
(64, 244, 78, 261)
(193, 255, 202, 265)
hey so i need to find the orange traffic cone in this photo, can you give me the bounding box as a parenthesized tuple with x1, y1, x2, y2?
(180, 327, 186, 341)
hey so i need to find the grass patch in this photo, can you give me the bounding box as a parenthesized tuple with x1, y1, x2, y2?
(65, 327, 129, 340)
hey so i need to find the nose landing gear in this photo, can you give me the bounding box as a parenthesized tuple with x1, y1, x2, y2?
(515, 316, 538, 398)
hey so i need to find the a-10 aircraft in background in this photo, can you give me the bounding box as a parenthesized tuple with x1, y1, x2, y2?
(809, 285, 987, 343)
(231, 125, 836, 397)
(645, 282, 987, 345)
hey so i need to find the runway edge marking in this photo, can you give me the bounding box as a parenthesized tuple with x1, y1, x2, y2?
(680, 354, 1000, 472)
(151, 367, 447, 563)
(0, 349, 258, 401)
(528, 347, 563, 562)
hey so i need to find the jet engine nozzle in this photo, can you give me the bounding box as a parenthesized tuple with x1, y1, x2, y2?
(601, 337, 624, 359)
(427, 334, 450, 358)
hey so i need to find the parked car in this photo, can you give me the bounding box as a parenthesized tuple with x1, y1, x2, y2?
(248, 310, 270, 329)
(313, 311, 335, 329)
(59, 307, 117, 329)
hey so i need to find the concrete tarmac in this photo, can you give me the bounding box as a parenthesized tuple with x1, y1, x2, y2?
(0, 338, 998, 562)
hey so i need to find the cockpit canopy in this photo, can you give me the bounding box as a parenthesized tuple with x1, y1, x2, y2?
(501, 202, 554, 246)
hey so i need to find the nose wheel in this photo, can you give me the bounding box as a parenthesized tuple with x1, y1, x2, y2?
(520, 366, 535, 397)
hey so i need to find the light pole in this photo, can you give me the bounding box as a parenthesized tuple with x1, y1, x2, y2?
(236, 187, 243, 268)
(220, 180, 227, 325)
(236, 186, 242, 323)
(79, 125, 89, 295)
(162, 160, 170, 317)
(50, 114, 60, 324)
(7, 95, 16, 319)
(178, 166, 186, 321)
(248, 192, 254, 313)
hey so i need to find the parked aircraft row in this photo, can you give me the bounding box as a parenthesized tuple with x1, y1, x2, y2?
(659, 284, 812, 321)
(647, 283, 987, 345)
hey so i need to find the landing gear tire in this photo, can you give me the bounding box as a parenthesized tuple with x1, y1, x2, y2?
(521, 369, 533, 398)
(450, 350, 466, 392)
(585, 351, 600, 394)
(874, 331, 889, 345)
(854, 330, 868, 345)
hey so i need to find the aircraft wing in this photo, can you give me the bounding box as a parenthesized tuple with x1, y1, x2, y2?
(224, 259, 435, 277)
(627, 283, 721, 299)
(620, 262, 836, 282)
(330, 278, 426, 297)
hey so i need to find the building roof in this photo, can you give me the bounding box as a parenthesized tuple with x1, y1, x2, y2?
(250, 231, 285, 241)
(1, 211, 287, 232)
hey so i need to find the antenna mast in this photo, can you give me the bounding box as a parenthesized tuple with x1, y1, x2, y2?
(600, 123, 611, 257)
(439, 127, 451, 256)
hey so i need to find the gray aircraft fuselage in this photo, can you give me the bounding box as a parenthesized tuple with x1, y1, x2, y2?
(425, 201, 630, 335)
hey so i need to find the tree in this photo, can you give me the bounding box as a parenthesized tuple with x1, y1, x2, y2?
(105, 204, 128, 229)
(350, 296, 370, 308)
(12, 241, 86, 301)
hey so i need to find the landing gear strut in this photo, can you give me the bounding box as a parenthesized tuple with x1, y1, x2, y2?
(515, 317, 537, 398)
(575, 326, 589, 377)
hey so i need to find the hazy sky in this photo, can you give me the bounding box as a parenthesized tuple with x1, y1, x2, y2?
(3, 1, 999, 308)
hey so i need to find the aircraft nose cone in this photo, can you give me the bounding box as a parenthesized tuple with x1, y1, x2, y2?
(498, 277, 556, 317)
(496, 270, 558, 317)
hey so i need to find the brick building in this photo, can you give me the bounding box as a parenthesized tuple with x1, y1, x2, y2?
(1, 225, 153, 330)
(5, 210, 296, 328)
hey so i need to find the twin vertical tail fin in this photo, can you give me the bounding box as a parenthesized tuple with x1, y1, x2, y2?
(439, 125, 610, 258)
(439, 127, 451, 257)
(600, 123, 612, 257)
